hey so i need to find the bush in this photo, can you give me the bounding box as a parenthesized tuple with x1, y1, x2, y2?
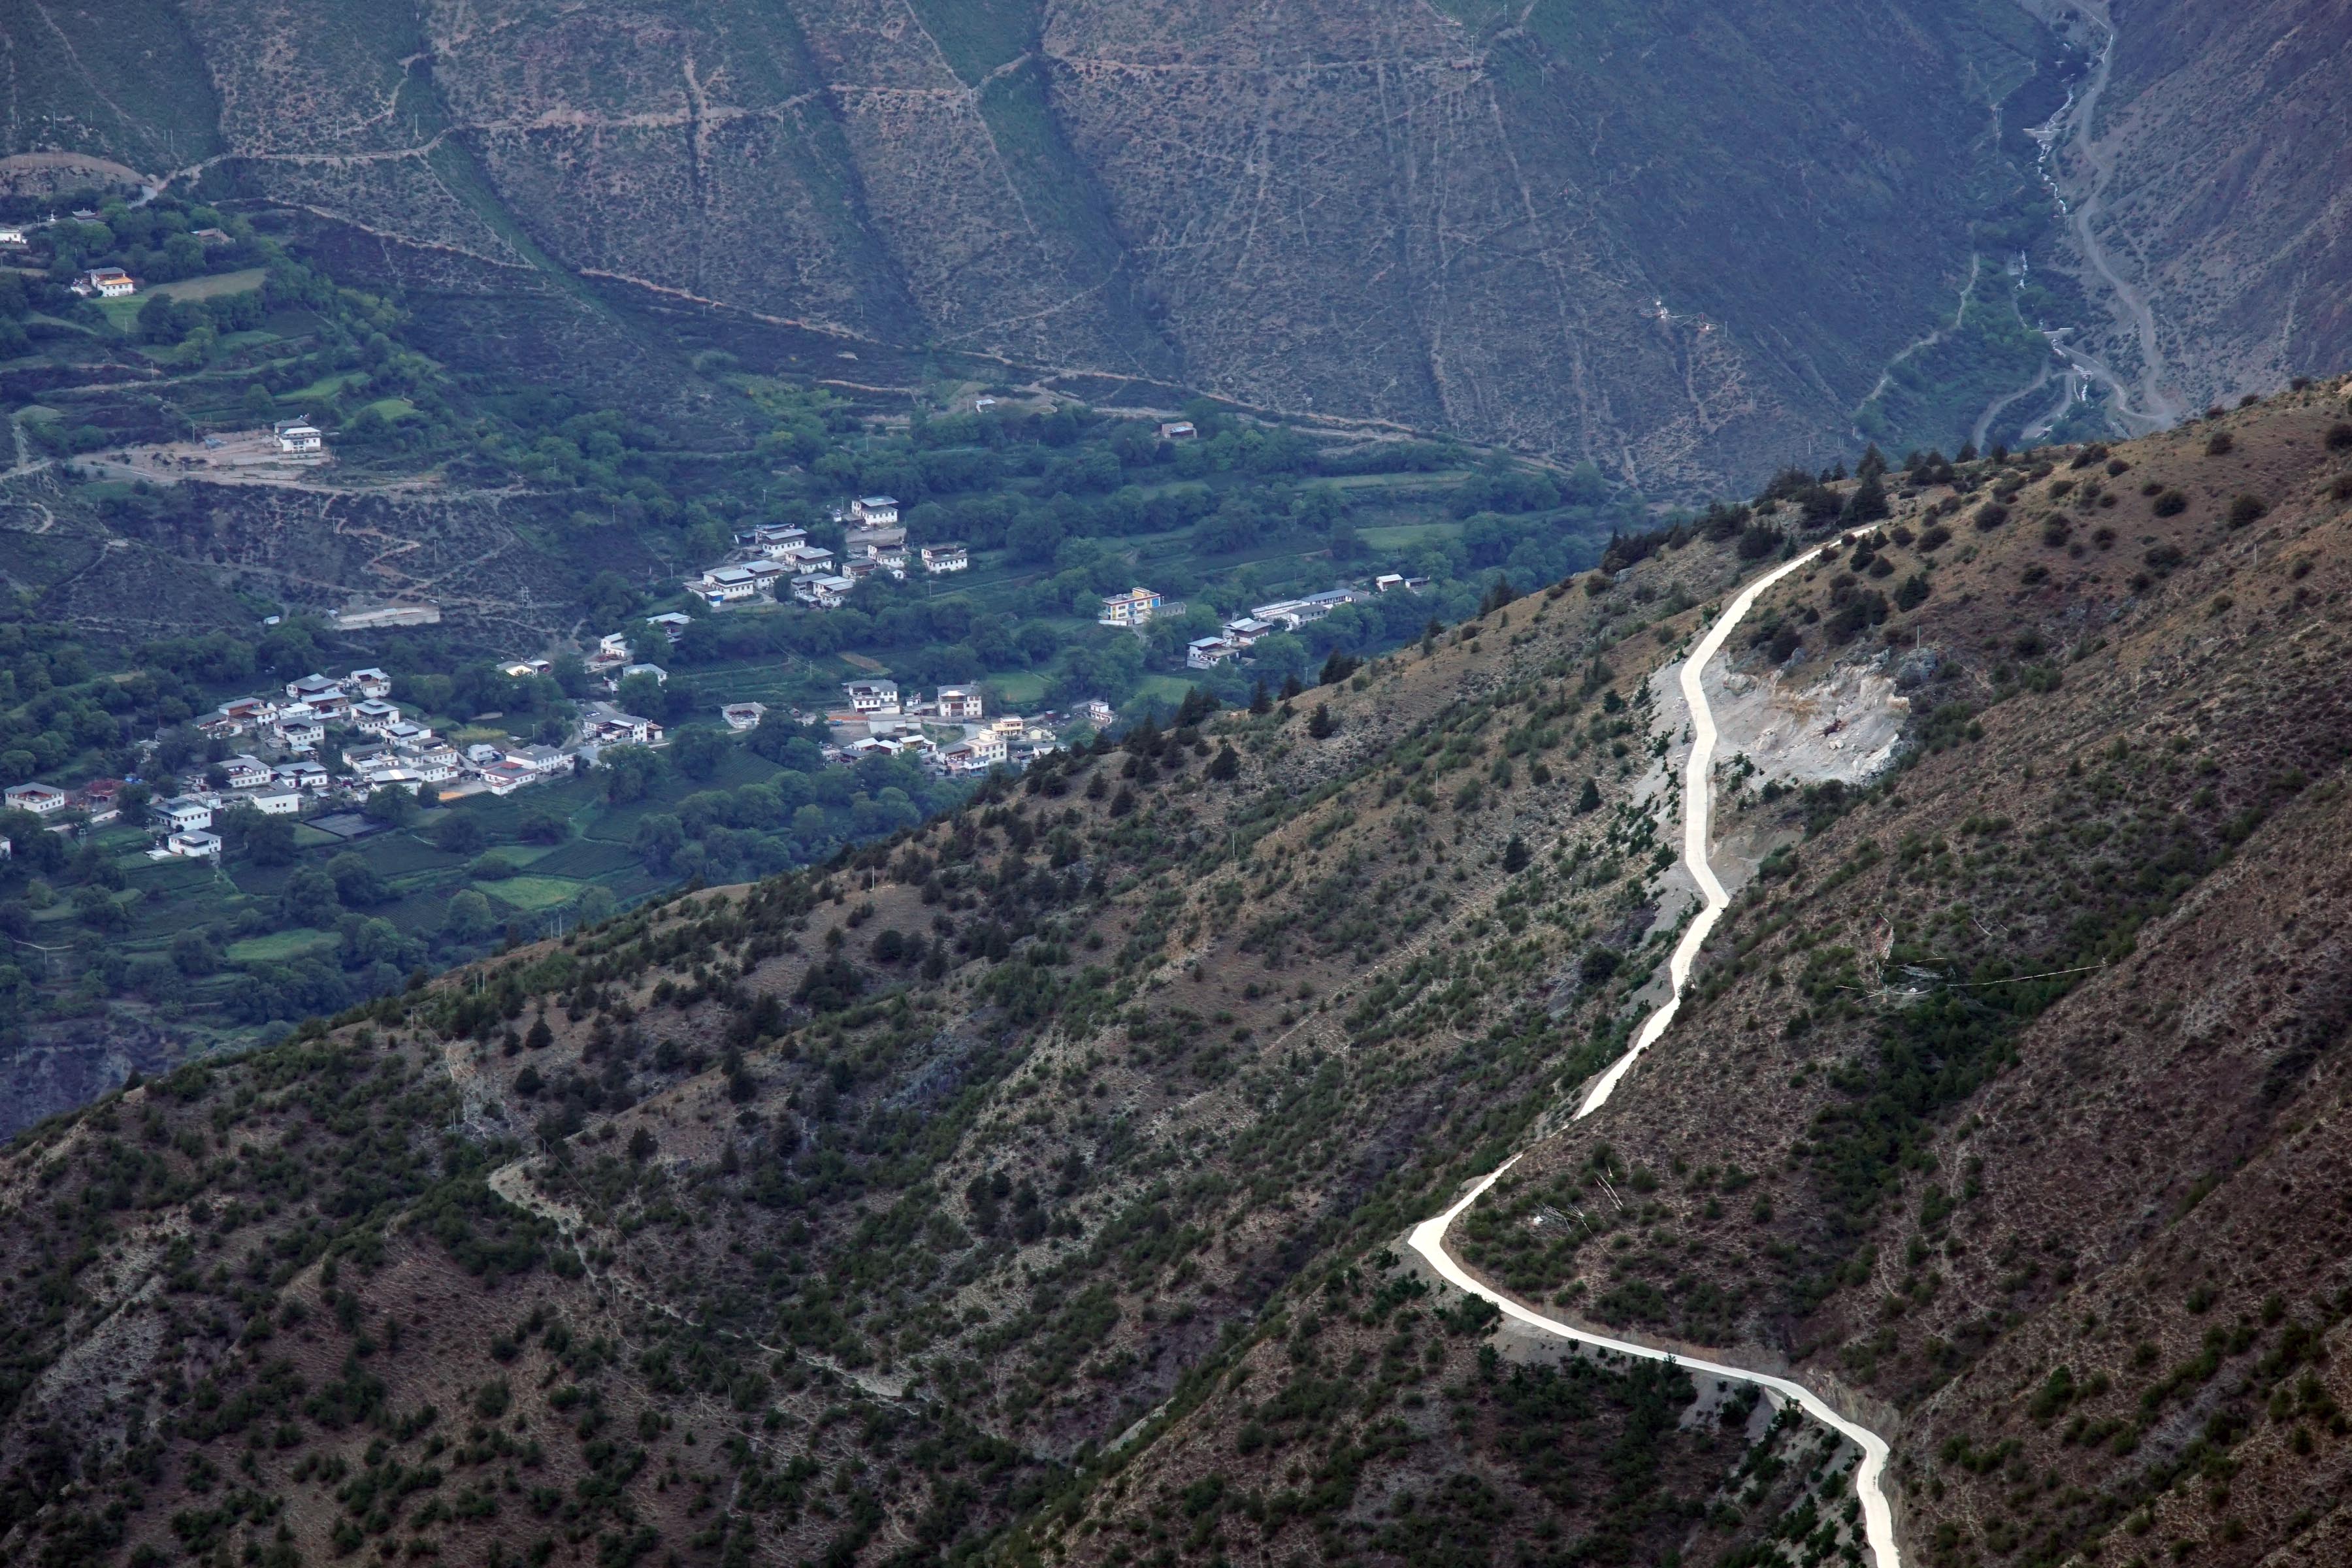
(2324, 423, 2352, 451)
(2151, 489, 2189, 517)
(1918, 523, 1952, 552)
(2226, 493, 2268, 529)
(1972, 502, 2009, 531)
(2205, 432, 2234, 455)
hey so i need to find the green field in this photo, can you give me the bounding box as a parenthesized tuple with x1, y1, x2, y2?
(482, 874, 587, 911)
(227, 928, 339, 963)
(148, 267, 267, 302)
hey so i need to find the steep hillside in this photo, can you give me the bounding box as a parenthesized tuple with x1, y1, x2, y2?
(7, 387, 2352, 1567)
(2019, 0, 2352, 429)
(1, 0, 2069, 491)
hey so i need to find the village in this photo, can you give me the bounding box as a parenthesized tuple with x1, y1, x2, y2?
(0, 612, 1096, 866)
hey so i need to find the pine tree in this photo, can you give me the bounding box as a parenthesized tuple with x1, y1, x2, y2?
(1575, 777, 1603, 814)
(1208, 745, 1240, 781)
(1501, 836, 1531, 874)
(1280, 672, 1304, 700)
(1249, 682, 1272, 715)
(1307, 704, 1335, 739)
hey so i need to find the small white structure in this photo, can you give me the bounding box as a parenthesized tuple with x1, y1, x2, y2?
(351, 698, 401, 734)
(619, 662, 667, 685)
(348, 667, 393, 698)
(275, 760, 329, 790)
(647, 612, 693, 640)
(921, 542, 970, 574)
(274, 421, 323, 455)
(723, 702, 768, 732)
(285, 672, 343, 704)
(844, 681, 900, 716)
(1158, 420, 1198, 441)
(0, 226, 25, 247)
(83, 268, 136, 299)
(935, 685, 983, 721)
(1223, 615, 1277, 647)
(2, 782, 67, 815)
(700, 564, 760, 602)
(851, 495, 900, 526)
(1099, 587, 1162, 627)
(1082, 698, 1116, 728)
(167, 829, 223, 859)
(154, 795, 214, 833)
(222, 755, 274, 790)
(250, 789, 304, 817)
(515, 745, 570, 775)
(1187, 636, 1240, 668)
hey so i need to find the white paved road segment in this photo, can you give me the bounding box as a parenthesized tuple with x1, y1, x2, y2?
(1409, 537, 1904, 1568)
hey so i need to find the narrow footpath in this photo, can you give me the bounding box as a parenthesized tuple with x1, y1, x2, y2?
(1408, 537, 1904, 1568)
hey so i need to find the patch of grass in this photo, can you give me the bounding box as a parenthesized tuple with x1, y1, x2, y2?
(480, 875, 585, 912)
(227, 928, 338, 964)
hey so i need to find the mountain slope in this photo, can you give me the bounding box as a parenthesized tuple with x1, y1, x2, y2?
(6, 387, 2352, 1567)
(2, 0, 2066, 491)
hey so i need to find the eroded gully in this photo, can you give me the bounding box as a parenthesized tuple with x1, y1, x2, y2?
(1408, 536, 1904, 1568)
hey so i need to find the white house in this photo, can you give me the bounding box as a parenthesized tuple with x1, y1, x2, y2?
(286, 673, 344, 704)
(222, 755, 274, 790)
(351, 698, 402, 734)
(936, 685, 983, 721)
(619, 662, 667, 686)
(594, 632, 630, 664)
(1081, 698, 1116, 728)
(851, 495, 900, 526)
(515, 745, 570, 775)
(1099, 587, 1162, 627)
(348, 667, 393, 698)
(167, 829, 223, 859)
(274, 760, 329, 790)
(382, 721, 434, 748)
(274, 422, 323, 455)
(794, 574, 855, 607)
(723, 702, 768, 732)
(647, 612, 694, 640)
(480, 761, 534, 796)
(250, 789, 304, 817)
(869, 544, 909, 578)
(1373, 574, 1408, 594)
(82, 268, 135, 299)
(2, 782, 67, 815)
(921, 543, 970, 574)
(0, 226, 25, 247)
(1223, 615, 1277, 647)
(844, 681, 900, 716)
(1187, 636, 1240, 668)
(700, 564, 760, 602)
(154, 795, 214, 832)
(1158, 421, 1198, 441)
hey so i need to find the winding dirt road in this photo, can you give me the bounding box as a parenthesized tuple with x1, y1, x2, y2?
(1409, 536, 1904, 1568)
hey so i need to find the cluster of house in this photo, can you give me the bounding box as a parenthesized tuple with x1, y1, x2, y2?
(691, 498, 970, 613)
(1183, 574, 1429, 668)
(831, 681, 1070, 776)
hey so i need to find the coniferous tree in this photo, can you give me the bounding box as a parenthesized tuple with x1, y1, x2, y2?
(1575, 777, 1603, 814)
(1307, 704, 1335, 739)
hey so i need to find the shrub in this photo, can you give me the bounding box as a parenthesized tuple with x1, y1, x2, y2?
(2326, 423, 2352, 451)
(2205, 432, 2234, 455)
(2151, 489, 2189, 517)
(1972, 502, 2010, 531)
(2226, 493, 2268, 529)
(1918, 523, 1952, 553)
